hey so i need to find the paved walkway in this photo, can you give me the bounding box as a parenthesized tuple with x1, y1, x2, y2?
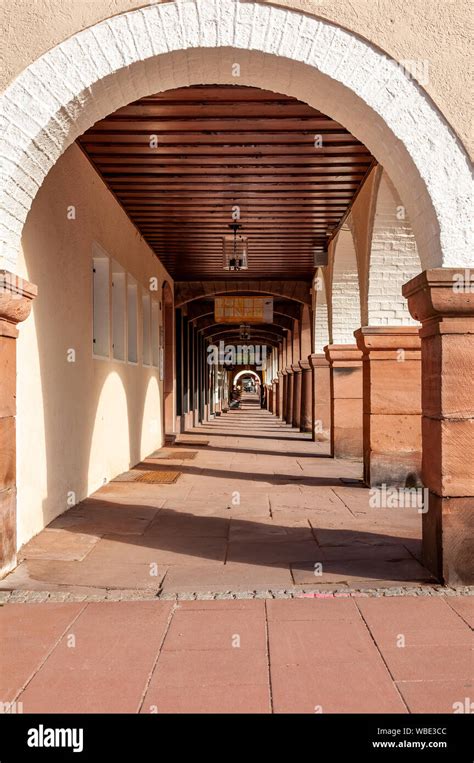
(1, 396, 472, 713)
(1, 396, 436, 595)
(1, 596, 472, 713)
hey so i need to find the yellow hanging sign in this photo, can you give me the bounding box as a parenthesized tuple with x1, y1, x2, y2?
(215, 297, 273, 323)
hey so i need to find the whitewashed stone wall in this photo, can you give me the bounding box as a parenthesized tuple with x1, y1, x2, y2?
(330, 227, 361, 344)
(367, 171, 420, 326)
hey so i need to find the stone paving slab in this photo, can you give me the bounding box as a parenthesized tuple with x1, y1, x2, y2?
(270, 660, 407, 714)
(1, 596, 471, 713)
(0, 401, 469, 716)
(0, 558, 168, 591)
(86, 534, 227, 566)
(49, 504, 159, 536)
(161, 561, 293, 591)
(396, 679, 474, 713)
(446, 596, 474, 628)
(18, 528, 101, 562)
(16, 602, 173, 713)
(140, 683, 271, 714)
(0, 602, 86, 702)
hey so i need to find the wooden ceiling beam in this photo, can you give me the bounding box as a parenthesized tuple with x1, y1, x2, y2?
(78, 84, 375, 281)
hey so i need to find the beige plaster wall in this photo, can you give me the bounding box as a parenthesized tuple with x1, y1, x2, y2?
(15, 143, 172, 548)
(1, 0, 471, 156)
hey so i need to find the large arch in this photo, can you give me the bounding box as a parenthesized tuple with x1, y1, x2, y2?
(0, 0, 472, 274)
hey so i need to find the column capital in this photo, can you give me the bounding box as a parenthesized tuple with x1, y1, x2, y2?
(309, 352, 329, 370)
(285, 365, 294, 375)
(0, 271, 37, 337)
(291, 363, 302, 374)
(298, 358, 311, 371)
(354, 326, 421, 359)
(402, 269, 474, 336)
(324, 344, 362, 365)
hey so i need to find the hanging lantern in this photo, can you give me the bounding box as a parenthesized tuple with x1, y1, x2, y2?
(239, 323, 251, 341)
(223, 222, 248, 271)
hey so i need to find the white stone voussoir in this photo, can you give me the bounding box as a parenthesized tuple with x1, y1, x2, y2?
(0, 0, 472, 270)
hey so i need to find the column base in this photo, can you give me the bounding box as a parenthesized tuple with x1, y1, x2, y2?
(423, 493, 474, 585)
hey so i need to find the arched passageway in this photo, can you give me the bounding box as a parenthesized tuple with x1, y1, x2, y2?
(0, 0, 472, 590)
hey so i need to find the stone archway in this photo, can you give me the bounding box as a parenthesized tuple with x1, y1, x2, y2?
(0, 0, 471, 273)
(232, 368, 261, 388)
(0, 0, 472, 582)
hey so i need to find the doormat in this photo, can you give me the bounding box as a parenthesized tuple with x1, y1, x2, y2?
(135, 470, 180, 484)
(150, 449, 197, 460)
(112, 470, 181, 484)
(175, 438, 209, 446)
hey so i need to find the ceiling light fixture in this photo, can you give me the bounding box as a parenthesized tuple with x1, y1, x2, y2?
(223, 222, 248, 271)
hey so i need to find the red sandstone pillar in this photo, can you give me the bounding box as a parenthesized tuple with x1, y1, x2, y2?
(285, 367, 294, 425)
(403, 269, 474, 585)
(354, 327, 422, 487)
(267, 385, 272, 411)
(279, 369, 287, 420)
(299, 359, 312, 433)
(272, 379, 279, 416)
(291, 364, 302, 428)
(324, 345, 363, 459)
(309, 353, 331, 442)
(0, 272, 37, 578)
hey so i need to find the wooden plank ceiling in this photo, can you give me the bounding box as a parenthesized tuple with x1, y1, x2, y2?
(78, 85, 375, 281)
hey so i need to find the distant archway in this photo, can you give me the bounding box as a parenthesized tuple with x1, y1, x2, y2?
(232, 369, 262, 387)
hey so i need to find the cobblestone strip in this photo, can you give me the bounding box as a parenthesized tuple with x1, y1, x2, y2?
(0, 586, 473, 604)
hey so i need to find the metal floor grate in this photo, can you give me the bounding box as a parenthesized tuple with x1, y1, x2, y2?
(150, 449, 197, 460)
(112, 469, 181, 484)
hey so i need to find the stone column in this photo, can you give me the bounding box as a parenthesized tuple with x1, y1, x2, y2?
(272, 379, 279, 416)
(267, 385, 272, 411)
(403, 269, 474, 585)
(299, 358, 312, 433)
(354, 327, 422, 487)
(285, 367, 294, 425)
(309, 353, 331, 442)
(0, 272, 37, 578)
(279, 370, 286, 420)
(291, 363, 302, 428)
(324, 345, 363, 459)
